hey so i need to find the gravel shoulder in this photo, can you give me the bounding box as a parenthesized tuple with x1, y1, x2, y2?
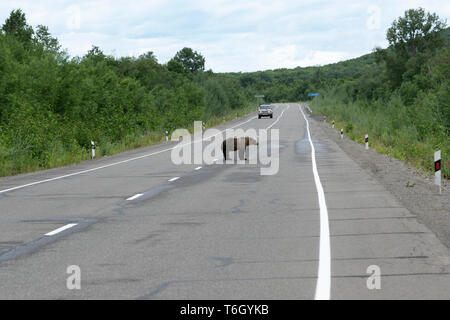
(310, 114, 450, 249)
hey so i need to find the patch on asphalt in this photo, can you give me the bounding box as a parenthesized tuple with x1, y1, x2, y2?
(207, 256, 234, 268)
(231, 200, 245, 213)
(295, 138, 331, 154)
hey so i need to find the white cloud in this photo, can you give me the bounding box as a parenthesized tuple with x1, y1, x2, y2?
(0, 0, 448, 72)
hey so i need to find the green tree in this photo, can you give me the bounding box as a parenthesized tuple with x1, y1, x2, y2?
(376, 8, 447, 89)
(386, 8, 447, 58)
(34, 25, 60, 53)
(167, 59, 186, 74)
(172, 47, 205, 73)
(1, 9, 33, 43)
(85, 46, 106, 65)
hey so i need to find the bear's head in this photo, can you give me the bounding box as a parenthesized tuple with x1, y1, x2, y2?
(245, 137, 258, 146)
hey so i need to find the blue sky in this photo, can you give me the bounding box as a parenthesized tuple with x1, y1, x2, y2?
(0, 0, 448, 72)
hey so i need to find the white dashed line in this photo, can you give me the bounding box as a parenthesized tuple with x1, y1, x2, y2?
(126, 193, 143, 201)
(45, 223, 78, 236)
(265, 105, 289, 130)
(168, 177, 180, 182)
(195, 167, 202, 171)
(0, 116, 257, 195)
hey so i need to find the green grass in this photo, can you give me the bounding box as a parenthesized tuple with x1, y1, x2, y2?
(0, 131, 166, 177)
(310, 99, 449, 179)
(0, 104, 257, 178)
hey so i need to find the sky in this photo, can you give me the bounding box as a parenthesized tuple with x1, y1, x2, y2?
(0, 0, 448, 72)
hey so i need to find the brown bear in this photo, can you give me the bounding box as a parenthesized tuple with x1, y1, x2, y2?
(222, 137, 258, 161)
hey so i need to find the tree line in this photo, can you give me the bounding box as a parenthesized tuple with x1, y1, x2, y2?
(0, 10, 252, 176)
(226, 8, 448, 177)
(0, 8, 448, 178)
(308, 8, 449, 177)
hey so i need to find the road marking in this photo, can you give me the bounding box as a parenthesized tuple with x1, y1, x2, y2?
(0, 116, 257, 195)
(298, 104, 331, 300)
(265, 105, 289, 130)
(45, 223, 78, 236)
(168, 177, 180, 182)
(1, 106, 287, 196)
(126, 193, 143, 201)
(195, 167, 202, 171)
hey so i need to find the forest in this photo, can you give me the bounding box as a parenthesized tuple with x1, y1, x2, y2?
(0, 10, 254, 176)
(309, 9, 449, 178)
(0, 8, 448, 178)
(229, 8, 449, 178)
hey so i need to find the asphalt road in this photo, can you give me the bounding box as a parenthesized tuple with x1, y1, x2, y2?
(0, 103, 449, 299)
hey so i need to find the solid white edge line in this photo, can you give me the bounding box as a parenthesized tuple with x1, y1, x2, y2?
(0, 115, 257, 195)
(299, 104, 331, 300)
(126, 193, 143, 201)
(168, 177, 180, 182)
(45, 223, 78, 236)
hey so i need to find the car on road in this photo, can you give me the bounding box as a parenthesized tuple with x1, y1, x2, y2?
(258, 104, 273, 119)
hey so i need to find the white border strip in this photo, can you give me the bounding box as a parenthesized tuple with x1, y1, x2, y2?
(298, 104, 331, 300)
(45, 223, 78, 236)
(127, 193, 143, 201)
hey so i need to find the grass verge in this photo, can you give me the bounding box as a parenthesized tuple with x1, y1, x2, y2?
(309, 99, 449, 179)
(0, 104, 257, 178)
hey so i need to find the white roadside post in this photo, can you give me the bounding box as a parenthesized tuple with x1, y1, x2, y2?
(434, 150, 441, 194)
(341, 128, 344, 140)
(365, 134, 369, 150)
(165, 130, 169, 142)
(91, 141, 95, 159)
(332, 120, 335, 129)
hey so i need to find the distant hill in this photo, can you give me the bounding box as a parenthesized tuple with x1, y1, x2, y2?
(226, 52, 377, 83)
(226, 27, 450, 83)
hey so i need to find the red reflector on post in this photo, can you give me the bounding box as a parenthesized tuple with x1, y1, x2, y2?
(435, 160, 441, 172)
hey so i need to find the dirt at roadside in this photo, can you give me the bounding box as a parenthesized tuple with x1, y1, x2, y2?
(310, 114, 450, 249)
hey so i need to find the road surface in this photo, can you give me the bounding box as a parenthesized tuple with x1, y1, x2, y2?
(0, 103, 449, 299)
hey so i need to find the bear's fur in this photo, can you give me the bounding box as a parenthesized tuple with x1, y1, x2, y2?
(222, 137, 258, 160)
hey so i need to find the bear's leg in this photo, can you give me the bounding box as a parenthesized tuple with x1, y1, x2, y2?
(222, 142, 227, 160)
(245, 138, 250, 161)
(238, 148, 245, 161)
